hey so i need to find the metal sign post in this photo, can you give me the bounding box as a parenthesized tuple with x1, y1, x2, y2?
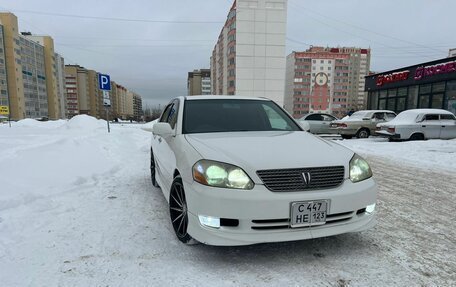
(98, 73, 112, 133)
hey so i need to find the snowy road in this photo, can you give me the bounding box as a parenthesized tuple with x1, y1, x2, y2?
(0, 119, 455, 286)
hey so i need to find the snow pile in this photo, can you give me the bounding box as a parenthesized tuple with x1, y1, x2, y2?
(65, 114, 106, 130)
(338, 137, 456, 170)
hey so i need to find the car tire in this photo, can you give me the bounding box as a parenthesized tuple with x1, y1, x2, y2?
(341, 135, 352, 139)
(169, 175, 198, 245)
(150, 149, 159, 188)
(409, 133, 425, 141)
(356, 128, 370, 139)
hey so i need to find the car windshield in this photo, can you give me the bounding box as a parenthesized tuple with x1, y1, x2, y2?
(350, 111, 370, 119)
(183, 99, 301, 134)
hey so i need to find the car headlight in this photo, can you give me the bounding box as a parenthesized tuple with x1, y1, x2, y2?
(349, 154, 373, 183)
(192, 160, 254, 190)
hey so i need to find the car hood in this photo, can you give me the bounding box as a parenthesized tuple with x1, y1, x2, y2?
(185, 131, 353, 183)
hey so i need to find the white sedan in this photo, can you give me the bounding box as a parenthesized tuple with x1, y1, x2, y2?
(376, 109, 456, 140)
(147, 96, 377, 246)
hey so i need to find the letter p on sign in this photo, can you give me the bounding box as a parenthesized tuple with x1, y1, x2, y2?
(98, 73, 111, 91)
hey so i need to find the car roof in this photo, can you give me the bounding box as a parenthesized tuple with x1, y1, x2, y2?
(354, 110, 395, 113)
(184, 95, 271, 101)
(399, 109, 454, 115)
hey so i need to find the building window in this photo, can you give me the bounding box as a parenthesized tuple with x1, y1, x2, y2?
(407, 85, 418, 109)
(446, 80, 456, 114)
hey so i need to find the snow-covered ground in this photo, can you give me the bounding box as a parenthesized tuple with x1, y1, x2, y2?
(0, 117, 454, 286)
(337, 137, 456, 171)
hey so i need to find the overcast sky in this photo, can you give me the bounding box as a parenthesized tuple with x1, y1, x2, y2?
(1, 0, 455, 108)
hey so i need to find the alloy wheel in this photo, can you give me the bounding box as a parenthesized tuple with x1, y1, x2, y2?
(169, 180, 189, 240)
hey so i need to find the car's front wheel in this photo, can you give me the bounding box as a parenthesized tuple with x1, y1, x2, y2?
(169, 176, 197, 245)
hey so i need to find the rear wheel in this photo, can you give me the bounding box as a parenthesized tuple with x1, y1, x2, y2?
(409, 133, 425, 141)
(356, 128, 370, 139)
(169, 176, 197, 245)
(150, 149, 159, 187)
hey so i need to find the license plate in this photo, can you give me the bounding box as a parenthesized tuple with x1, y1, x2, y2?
(290, 200, 328, 228)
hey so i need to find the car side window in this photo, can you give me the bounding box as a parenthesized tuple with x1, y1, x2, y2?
(424, 114, 439, 121)
(160, 104, 173, 122)
(373, 112, 385, 120)
(168, 100, 179, 130)
(307, 114, 323, 121)
(322, 114, 335, 121)
(386, 113, 396, 120)
(441, 114, 456, 120)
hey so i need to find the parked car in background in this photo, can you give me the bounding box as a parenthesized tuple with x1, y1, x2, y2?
(330, 110, 396, 139)
(376, 109, 456, 141)
(146, 96, 377, 246)
(299, 113, 338, 134)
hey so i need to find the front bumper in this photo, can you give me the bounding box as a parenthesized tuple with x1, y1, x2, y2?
(183, 178, 378, 246)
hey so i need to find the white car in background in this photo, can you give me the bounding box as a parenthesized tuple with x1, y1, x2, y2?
(376, 109, 456, 141)
(299, 113, 338, 134)
(146, 96, 377, 246)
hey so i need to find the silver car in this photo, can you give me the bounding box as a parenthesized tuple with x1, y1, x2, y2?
(376, 109, 456, 140)
(299, 113, 338, 134)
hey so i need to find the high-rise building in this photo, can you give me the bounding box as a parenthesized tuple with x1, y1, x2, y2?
(0, 24, 8, 116)
(284, 46, 371, 118)
(116, 84, 127, 119)
(55, 53, 67, 119)
(133, 93, 142, 121)
(19, 33, 48, 119)
(211, 0, 287, 106)
(188, 69, 211, 95)
(24, 35, 61, 119)
(64, 65, 90, 118)
(0, 13, 65, 120)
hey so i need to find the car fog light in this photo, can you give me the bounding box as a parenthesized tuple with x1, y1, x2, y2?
(198, 215, 220, 228)
(366, 203, 376, 214)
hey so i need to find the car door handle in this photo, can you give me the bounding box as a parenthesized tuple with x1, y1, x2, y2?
(422, 125, 426, 127)
(441, 126, 446, 128)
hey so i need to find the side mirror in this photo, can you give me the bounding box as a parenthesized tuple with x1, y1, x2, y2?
(152, 122, 174, 137)
(299, 121, 310, 132)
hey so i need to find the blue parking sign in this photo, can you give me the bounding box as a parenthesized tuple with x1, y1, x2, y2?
(98, 73, 111, 91)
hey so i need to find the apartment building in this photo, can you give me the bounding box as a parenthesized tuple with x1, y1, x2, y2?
(55, 53, 66, 118)
(133, 93, 142, 121)
(64, 65, 90, 117)
(284, 46, 371, 118)
(188, 69, 211, 95)
(211, 0, 288, 106)
(116, 84, 127, 119)
(0, 24, 8, 115)
(0, 12, 65, 120)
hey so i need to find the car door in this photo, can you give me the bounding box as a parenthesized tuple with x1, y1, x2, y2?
(439, 114, 456, 139)
(153, 102, 178, 187)
(305, 114, 324, 133)
(321, 114, 337, 134)
(370, 112, 386, 133)
(421, 114, 441, 139)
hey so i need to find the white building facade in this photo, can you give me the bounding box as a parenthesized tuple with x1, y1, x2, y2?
(211, 0, 288, 107)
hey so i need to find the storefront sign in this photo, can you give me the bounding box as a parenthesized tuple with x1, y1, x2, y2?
(376, 70, 410, 86)
(0, 105, 9, 115)
(414, 61, 456, 80)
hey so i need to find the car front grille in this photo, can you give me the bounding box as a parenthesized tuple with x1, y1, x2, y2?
(256, 166, 345, 192)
